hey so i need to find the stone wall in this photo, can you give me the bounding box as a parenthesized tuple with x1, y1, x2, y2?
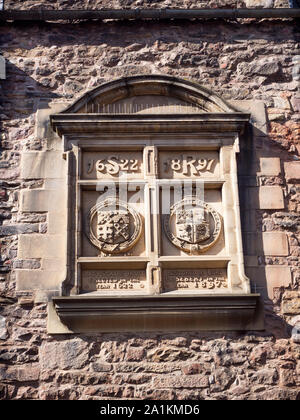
(3, 0, 291, 11)
(0, 15, 299, 400)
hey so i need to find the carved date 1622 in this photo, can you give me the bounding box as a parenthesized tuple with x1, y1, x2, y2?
(87, 156, 140, 175)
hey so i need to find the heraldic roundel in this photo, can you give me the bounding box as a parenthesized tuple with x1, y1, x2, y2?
(88, 198, 142, 254)
(164, 196, 222, 254)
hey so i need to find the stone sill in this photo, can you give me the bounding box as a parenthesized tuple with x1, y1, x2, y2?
(48, 294, 264, 334)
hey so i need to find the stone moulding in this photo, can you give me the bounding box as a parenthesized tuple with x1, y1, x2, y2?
(50, 294, 263, 333)
(60, 75, 237, 114)
(50, 113, 250, 137)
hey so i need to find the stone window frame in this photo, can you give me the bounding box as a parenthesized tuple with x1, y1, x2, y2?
(48, 75, 263, 334)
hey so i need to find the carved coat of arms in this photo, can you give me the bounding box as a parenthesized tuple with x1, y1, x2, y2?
(164, 197, 222, 255)
(97, 211, 130, 244)
(176, 209, 210, 244)
(88, 198, 142, 255)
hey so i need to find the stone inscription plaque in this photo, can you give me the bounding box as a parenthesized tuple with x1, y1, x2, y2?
(82, 151, 144, 179)
(163, 269, 228, 292)
(159, 151, 219, 179)
(81, 270, 147, 293)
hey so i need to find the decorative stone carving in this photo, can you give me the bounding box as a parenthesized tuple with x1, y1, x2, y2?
(159, 151, 219, 179)
(81, 270, 146, 293)
(82, 151, 143, 180)
(88, 197, 142, 254)
(164, 196, 222, 254)
(48, 75, 261, 334)
(164, 269, 228, 292)
(87, 156, 140, 176)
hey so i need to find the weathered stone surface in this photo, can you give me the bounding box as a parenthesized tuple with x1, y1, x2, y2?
(249, 368, 279, 385)
(21, 152, 66, 180)
(20, 189, 66, 213)
(2, 0, 283, 10)
(39, 340, 89, 370)
(265, 266, 292, 299)
(153, 374, 210, 389)
(18, 234, 66, 259)
(259, 186, 285, 210)
(259, 158, 281, 176)
(262, 232, 289, 256)
(284, 162, 300, 184)
(0, 224, 39, 236)
(282, 291, 300, 315)
(0, 316, 8, 340)
(246, 0, 274, 6)
(16, 270, 64, 291)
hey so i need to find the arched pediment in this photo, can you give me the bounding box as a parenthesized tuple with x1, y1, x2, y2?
(63, 75, 238, 115)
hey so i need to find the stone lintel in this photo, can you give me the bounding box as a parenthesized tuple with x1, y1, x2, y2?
(49, 294, 263, 334)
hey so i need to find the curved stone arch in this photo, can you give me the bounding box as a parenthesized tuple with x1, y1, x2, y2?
(62, 74, 238, 114)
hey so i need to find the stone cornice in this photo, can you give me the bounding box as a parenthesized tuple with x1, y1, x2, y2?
(50, 113, 251, 137)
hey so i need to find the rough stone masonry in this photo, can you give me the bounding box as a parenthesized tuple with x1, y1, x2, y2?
(0, 1, 300, 400)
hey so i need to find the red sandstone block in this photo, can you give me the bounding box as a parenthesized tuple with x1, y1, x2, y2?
(284, 162, 300, 183)
(153, 374, 210, 389)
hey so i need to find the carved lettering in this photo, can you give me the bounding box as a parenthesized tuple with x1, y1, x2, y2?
(88, 156, 140, 176)
(164, 269, 228, 292)
(164, 156, 216, 176)
(82, 270, 146, 292)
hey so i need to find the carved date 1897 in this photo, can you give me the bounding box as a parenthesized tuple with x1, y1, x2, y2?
(164, 155, 215, 175)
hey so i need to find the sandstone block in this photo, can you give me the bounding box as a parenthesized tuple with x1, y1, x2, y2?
(153, 374, 209, 389)
(262, 232, 289, 256)
(0, 168, 20, 180)
(282, 291, 300, 315)
(260, 157, 281, 176)
(18, 234, 66, 259)
(250, 368, 279, 386)
(265, 266, 292, 299)
(21, 151, 66, 180)
(259, 186, 285, 210)
(16, 270, 64, 291)
(0, 316, 7, 340)
(41, 259, 66, 272)
(39, 339, 89, 370)
(48, 212, 67, 235)
(20, 189, 66, 213)
(13, 259, 41, 270)
(284, 162, 300, 183)
(0, 223, 39, 236)
(91, 363, 113, 373)
(246, 0, 274, 7)
(17, 366, 40, 382)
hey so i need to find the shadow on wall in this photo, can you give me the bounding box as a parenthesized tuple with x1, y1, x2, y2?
(238, 122, 297, 339)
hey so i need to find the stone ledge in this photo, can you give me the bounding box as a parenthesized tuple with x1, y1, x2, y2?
(49, 294, 263, 334)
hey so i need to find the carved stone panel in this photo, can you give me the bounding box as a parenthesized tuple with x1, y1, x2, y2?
(88, 198, 142, 255)
(161, 189, 225, 257)
(82, 190, 146, 257)
(159, 151, 220, 179)
(81, 270, 147, 293)
(82, 151, 144, 180)
(48, 75, 260, 333)
(163, 196, 222, 255)
(163, 269, 228, 293)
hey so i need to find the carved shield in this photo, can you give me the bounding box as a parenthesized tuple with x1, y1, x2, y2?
(97, 211, 130, 244)
(176, 208, 210, 244)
